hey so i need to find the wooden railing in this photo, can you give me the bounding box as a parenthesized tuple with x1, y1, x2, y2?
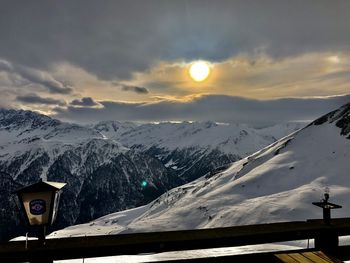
(2, 218, 350, 262)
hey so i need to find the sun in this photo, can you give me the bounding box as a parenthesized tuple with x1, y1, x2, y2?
(189, 61, 210, 82)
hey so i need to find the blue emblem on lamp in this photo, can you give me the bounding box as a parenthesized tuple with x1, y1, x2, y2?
(29, 199, 46, 215)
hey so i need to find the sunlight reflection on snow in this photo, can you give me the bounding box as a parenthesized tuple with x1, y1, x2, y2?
(55, 243, 302, 263)
(52, 236, 350, 262)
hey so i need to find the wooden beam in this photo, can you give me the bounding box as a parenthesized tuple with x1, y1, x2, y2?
(1, 218, 350, 262)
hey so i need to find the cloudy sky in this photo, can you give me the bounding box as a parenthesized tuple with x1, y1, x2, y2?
(1, 0, 350, 124)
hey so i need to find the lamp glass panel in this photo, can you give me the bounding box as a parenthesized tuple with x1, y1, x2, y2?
(51, 191, 61, 224)
(21, 191, 52, 225)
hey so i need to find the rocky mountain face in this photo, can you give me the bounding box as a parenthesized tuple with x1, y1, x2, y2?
(0, 109, 303, 241)
(0, 171, 23, 240)
(51, 102, 350, 237)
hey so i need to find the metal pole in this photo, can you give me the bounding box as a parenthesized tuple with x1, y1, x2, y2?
(38, 226, 46, 245)
(323, 207, 331, 225)
(30, 226, 53, 263)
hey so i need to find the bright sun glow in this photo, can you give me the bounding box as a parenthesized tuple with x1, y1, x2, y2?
(189, 61, 210, 82)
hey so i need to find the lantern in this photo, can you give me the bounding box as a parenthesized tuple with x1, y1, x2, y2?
(15, 180, 66, 227)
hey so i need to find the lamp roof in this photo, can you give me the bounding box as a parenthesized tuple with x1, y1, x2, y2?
(15, 180, 66, 194)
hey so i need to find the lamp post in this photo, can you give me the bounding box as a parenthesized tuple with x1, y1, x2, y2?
(15, 179, 66, 243)
(312, 189, 342, 252)
(312, 189, 342, 225)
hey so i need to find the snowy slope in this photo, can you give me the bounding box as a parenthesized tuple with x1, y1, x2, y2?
(52, 102, 350, 237)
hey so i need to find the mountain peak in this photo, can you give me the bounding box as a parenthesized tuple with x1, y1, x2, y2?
(0, 108, 60, 131)
(311, 102, 350, 137)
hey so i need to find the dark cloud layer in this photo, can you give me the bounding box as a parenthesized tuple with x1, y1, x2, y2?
(53, 94, 350, 125)
(121, 85, 149, 94)
(16, 94, 66, 106)
(70, 97, 99, 107)
(0, 59, 72, 94)
(1, 0, 350, 80)
(17, 67, 73, 94)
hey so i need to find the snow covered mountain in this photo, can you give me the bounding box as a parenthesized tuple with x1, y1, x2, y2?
(52, 102, 350, 237)
(93, 121, 304, 182)
(0, 109, 180, 241)
(0, 109, 303, 241)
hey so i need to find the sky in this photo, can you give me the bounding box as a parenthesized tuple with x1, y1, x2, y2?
(1, 0, 350, 124)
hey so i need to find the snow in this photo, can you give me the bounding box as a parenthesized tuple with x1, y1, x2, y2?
(164, 159, 176, 168)
(50, 205, 150, 238)
(93, 120, 304, 155)
(0, 111, 129, 180)
(91, 121, 138, 140)
(54, 244, 302, 263)
(52, 104, 350, 237)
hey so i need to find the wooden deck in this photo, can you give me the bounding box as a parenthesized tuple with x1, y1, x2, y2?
(275, 251, 343, 263)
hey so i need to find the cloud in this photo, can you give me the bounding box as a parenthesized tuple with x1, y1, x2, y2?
(118, 53, 350, 99)
(52, 94, 350, 125)
(17, 66, 73, 94)
(70, 97, 99, 107)
(0, 59, 73, 94)
(16, 94, 66, 106)
(0, 59, 13, 71)
(121, 85, 149, 94)
(1, 1, 350, 80)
